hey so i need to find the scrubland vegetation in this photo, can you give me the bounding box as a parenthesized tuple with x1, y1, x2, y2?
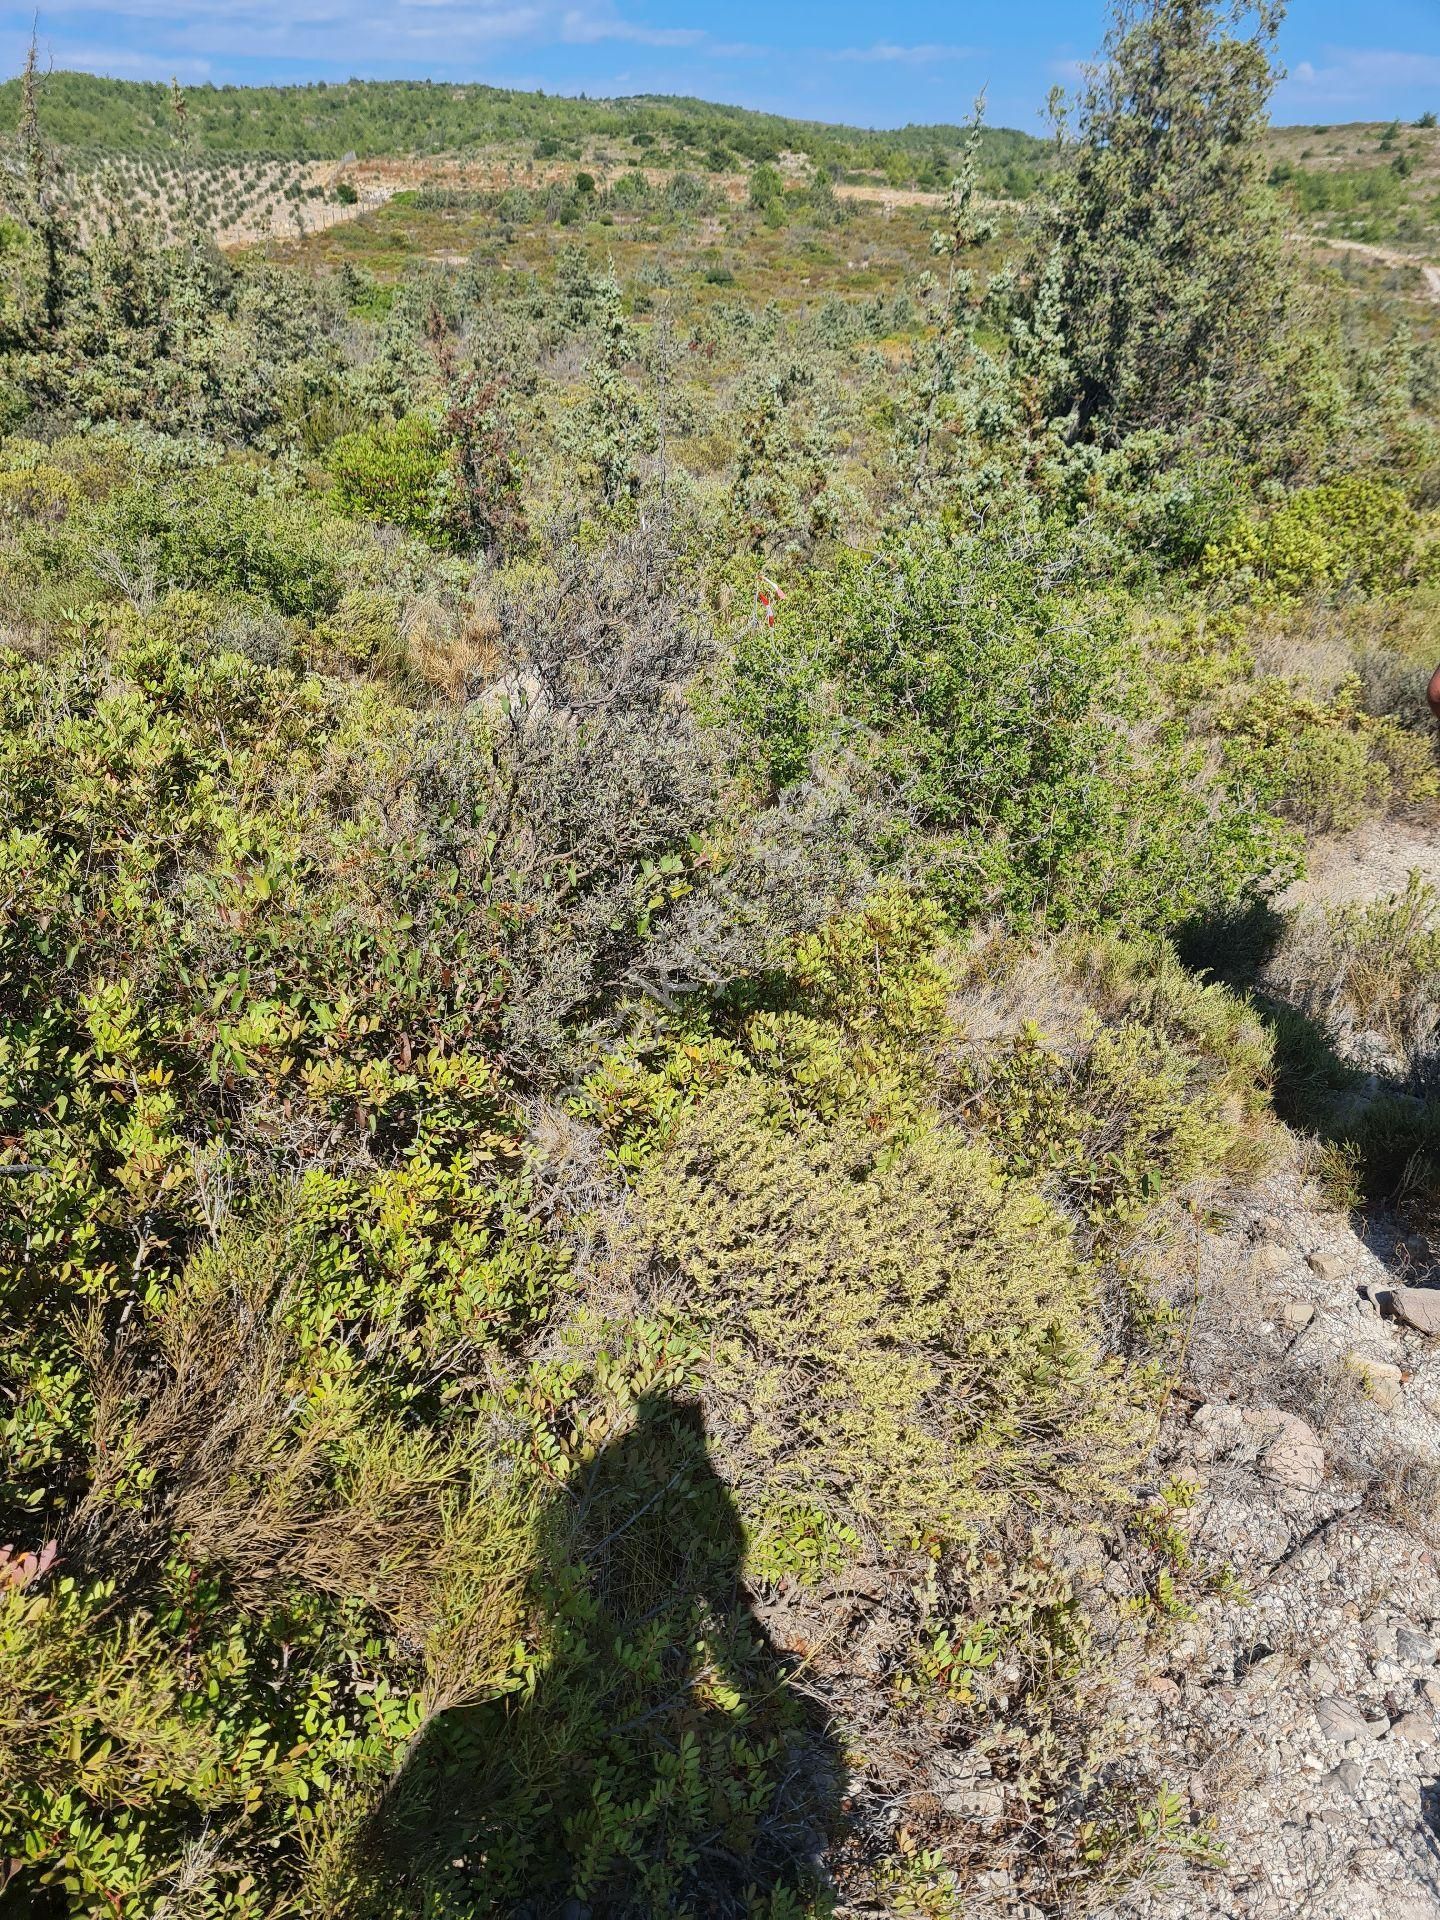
(0, 2, 1438, 1914)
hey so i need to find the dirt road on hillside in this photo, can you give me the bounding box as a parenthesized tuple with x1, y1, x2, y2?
(1305, 232, 1440, 300)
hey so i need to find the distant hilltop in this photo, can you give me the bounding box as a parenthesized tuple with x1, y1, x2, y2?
(0, 69, 1048, 189)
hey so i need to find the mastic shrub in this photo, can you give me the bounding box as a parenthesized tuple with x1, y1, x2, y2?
(328, 411, 452, 544)
(726, 525, 1295, 932)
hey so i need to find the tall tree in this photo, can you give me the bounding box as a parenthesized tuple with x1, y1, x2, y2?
(1, 33, 71, 338)
(1034, 0, 1290, 446)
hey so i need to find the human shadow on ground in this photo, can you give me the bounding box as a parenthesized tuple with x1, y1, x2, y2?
(353, 1394, 843, 1918)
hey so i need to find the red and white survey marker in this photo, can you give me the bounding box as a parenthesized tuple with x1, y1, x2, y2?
(756, 575, 786, 627)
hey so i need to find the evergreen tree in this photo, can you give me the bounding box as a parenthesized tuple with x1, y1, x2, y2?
(1033, 0, 1290, 447)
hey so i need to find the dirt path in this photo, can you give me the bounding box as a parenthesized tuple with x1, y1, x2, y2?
(1281, 818, 1440, 914)
(1304, 232, 1440, 301)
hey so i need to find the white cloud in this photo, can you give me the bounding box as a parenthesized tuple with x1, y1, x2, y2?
(26, 35, 217, 79)
(10, 1, 780, 75)
(1278, 46, 1440, 109)
(558, 9, 706, 49)
(830, 43, 978, 67)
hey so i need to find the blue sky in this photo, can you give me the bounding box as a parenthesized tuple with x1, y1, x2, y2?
(5, 2, 1440, 130)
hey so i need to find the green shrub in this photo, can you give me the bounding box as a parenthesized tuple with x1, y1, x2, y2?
(328, 387, 525, 556)
(13, 464, 352, 624)
(328, 412, 452, 544)
(1204, 474, 1436, 601)
(1218, 674, 1437, 832)
(725, 525, 1295, 932)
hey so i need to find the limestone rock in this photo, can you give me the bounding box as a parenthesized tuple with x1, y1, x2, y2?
(1390, 1710, 1436, 1745)
(1250, 1243, 1292, 1278)
(1390, 1286, 1440, 1337)
(1346, 1353, 1404, 1410)
(1277, 1298, 1315, 1331)
(1397, 1627, 1436, 1666)
(1245, 1410, 1326, 1491)
(1314, 1696, 1376, 1742)
(1307, 1251, 1349, 1284)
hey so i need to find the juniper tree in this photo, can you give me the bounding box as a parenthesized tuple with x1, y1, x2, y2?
(1033, 0, 1291, 448)
(1, 35, 72, 339)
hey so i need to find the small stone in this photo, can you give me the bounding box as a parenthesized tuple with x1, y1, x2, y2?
(1346, 1354, 1404, 1410)
(1374, 1621, 1399, 1658)
(1240, 1652, 1287, 1693)
(1322, 1759, 1362, 1796)
(1398, 1627, 1436, 1667)
(1278, 1298, 1316, 1331)
(939, 1779, 1005, 1820)
(1390, 1710, 1436, 1746)
(933, 1747, 1003, 1823)
(1308, 1251, 1349, 1284)
(1254, 1412, 1326, 1492)
(1390, 1287, 1440, 1337)
(1309, 1656, 1339, 1693)
(1251, 1243, 1292, 1277)
(1314, 1696, 1376, 1742)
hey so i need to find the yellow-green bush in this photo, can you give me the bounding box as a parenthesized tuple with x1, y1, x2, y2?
(1204, 474, 1439, 601)
(609, 898, 1273, 1569)
(1218, 674, 1437, 832)
(955, 931, 1274, 1222)
(638, 1076, 1145, 1559)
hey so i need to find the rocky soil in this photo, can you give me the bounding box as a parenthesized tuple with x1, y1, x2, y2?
(1100, 1167, 1440, 1919)
(1280, 820, 1440, 915)
(1097, 822, 1440, 1917)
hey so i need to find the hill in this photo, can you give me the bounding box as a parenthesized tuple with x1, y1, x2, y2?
(0, 68, 1049, 192)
